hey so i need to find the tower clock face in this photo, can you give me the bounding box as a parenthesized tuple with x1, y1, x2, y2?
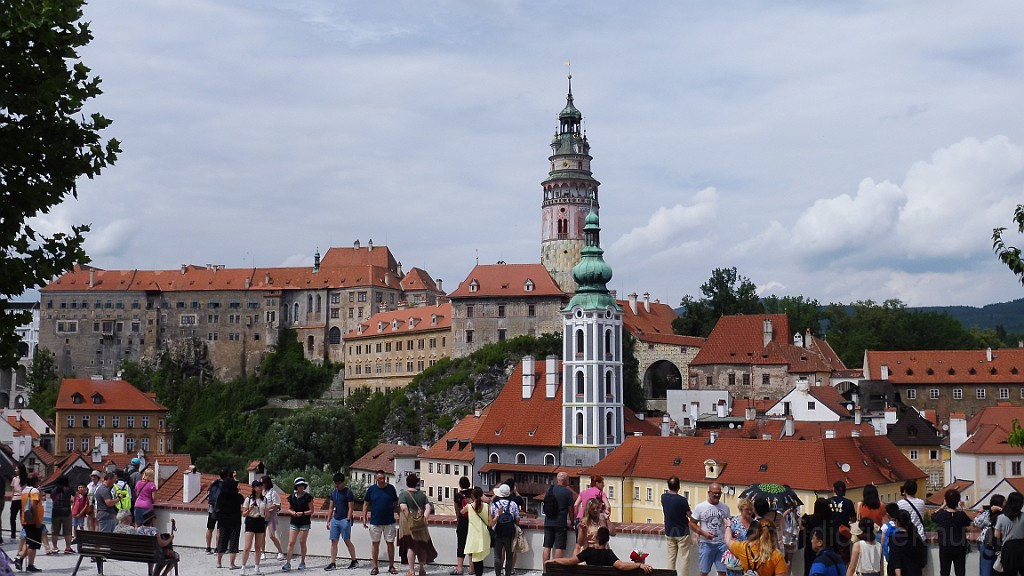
(562, 160, 569, 168)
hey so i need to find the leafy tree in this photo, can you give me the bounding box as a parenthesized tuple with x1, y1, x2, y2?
(622, 334, 646, 411)
(762, 295, 822, 336)
(264, 405, 358, 471)
(673, 267, 763, 337)
(26, 346, 60, 419)
(257, 329, 339, 398)
(993, 204, 1024, 285)
(0, 0, 120, 369)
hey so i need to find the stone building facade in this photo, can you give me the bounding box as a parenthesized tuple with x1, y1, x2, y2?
(863, 348, 1024, 425)
(448, 263, 566, 358)
(689, 315, 845, 401)
(342, 303, 452, 395)
(39, 242, 443, 380)
(54, 378, 174, 457)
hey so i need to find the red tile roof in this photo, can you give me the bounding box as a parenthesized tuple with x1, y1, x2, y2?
(588, 435, 923, 492)
(400, 268, 440, 293)
(729, 399, 776, 418)
(807, 386, 853, 418)
(864, 349, 1024, 384)
(957, 405, 1024, 455)
(448, 264, 564, 299)
(6, 416, 41, 438)
(420, 406, 491, 462)
(28, 445, 56, 466)
(350, 443, 425, 475)
(56, 379, 168, 412)
(691, 315, 845, 372)
(966, 404, 1024, 435)
(320, 245, 398, 270)
(927, 480, 974, 506)
(619, 299, 704, 348)
(344, 303, 452, 340)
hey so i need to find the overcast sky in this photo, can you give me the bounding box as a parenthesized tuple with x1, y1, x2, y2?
(32, 1, 1024, 308)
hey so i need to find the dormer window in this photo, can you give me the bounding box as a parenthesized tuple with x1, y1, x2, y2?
(524, 279, 534, 292)
(71, 393, 84, 405)
(431, 315, 437, 326)
(704, 459, 722, 479)
(469, 280, 479, 293)
(377, 321, 384, 331)
(392, 319, 399, 330)
(91, 393, 103, 404)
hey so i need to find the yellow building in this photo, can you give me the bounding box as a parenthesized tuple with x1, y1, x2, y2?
(419, 406, 489, 514)
(343, 303, 451, 394)
(54, 379, 173, 457)
(583, 435, 925, 524)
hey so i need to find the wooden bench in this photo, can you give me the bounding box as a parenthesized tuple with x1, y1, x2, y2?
(547, 559, 676, 576)
(73, 530, 178, 576)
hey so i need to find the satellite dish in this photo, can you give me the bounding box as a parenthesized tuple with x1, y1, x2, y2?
(841, 463, 851, 473)
(729, 423, 736, 429)
(942, 424, 949, 431)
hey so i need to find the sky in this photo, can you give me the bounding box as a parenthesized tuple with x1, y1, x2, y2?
(29, 0, 1024, 308)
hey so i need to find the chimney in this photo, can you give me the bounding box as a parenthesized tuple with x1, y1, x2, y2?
(854, 406, 862, 425)
(244, 277, 251, 290)
(797, 377, 809, 392)
(397, 261, 404, 276)
(368, 239, 374, 251)
(15, 410, 21, 422)
(660, 414, 670, 437)
(353, 239, 360, 249)
(546, 355, 559, 399)
(436, 278, 443, 292)
(180, 264, 188, 275)
(793, 332, 804, 348)
(522, 356, 535, 399)
(784, 416, 795, 437)
(716, 403, 726, 418)
(183, 468, 201, 503)
(880, 364, 889, 380)
(763, 318, 773, 346)
(89, 269, 95, 288)
(987, 348, 993, 362)
(264, 273, 271, 284)
(805, 327, 812, 345)
(474, 408, 481, 418)
(745, 406, 756, 421)
(643, 292, 651, 313)
(690, 401, 700, 421)
(825, 429, 836, 439)
(627, 293, 638, 315)
(709, 431, 718, 444)
(851, 429, 861, 438)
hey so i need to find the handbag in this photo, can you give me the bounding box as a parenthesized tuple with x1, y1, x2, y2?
(722, 549, 743, 572)
(994, 551, 1004, 572)
(408, 493, 428, 531)
(513, 525, 530, 553)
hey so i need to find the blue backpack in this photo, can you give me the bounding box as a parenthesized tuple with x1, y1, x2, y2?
(494, 500, 516, 538)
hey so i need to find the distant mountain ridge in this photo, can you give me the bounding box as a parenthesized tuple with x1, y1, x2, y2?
(918, 298, 1024, 336)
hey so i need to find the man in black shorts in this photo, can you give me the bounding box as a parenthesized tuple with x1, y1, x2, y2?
(542, 473, 575, 565)
(545, 527, 653, 573)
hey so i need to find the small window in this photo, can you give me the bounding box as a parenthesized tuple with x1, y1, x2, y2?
(909, 449, 918, 460)
(929, 389, 939, 400)
(807, 401, 816, 411)
(987, 461, 997, 476)
(1000, 388, 1010, 400)
(977, 388, 986, 400)
(953, 389, 963, 400)
(929, 450, 939, 460)
(497, 305, 506, 318)
(1013, 462, 1022, 476)
(906, 389, 917, 400)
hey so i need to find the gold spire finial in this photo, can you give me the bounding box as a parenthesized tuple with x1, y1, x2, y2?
(564, 59, 572, 80)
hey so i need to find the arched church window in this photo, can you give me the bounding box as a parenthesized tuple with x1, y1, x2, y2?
(328, 327, 341, 345)
(605, 371, 613, 399)
(575, 412, 584, 439)
(575, 371, 585, 397)
(575, 329, 584, 358)
(516, 453, 526, 464)
(605, 411, 614, 441)
(604, 329, 612, 358)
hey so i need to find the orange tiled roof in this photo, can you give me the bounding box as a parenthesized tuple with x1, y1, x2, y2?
(957, 423, 1024, 455)
(350, 443, 425, 475)
(56, 379, 168, 412)
(588, 435, 924, 492)
(448, 264, 564, 299)
(6, 416, 41, 439)
(619, 299, 704, 347)
(695, 420, 876, 441)
(691, 315, 845, 372)
(927, 480, 975, 506)
(966, 404, 1024, 435)
(729, 399, 776, 418)
(319, 245, 398, 270)
(28, 445, 56, 466)
(420, 406, 491, 462)
(344, 303, 452, 340)
(865, 349, 1024, 384)
(400, 268, 440, 293)
(807, 386, 853, 418)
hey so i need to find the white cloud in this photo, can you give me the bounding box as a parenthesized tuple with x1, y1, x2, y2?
(610, 188, 718, 254)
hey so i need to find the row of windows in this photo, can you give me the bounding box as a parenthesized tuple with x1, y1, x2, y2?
(464, 304, 536, 318)
(65, 415, 157, 429)
(905, 387, 1020, 400)
(65, 435, 161, 453)
(49, 299, 138, 310)
(718, 373, 771, 387)
(907, 449, 941, 460)
(987, 461, 1023, 476)
(348, 338, 446, 356)
(426, 463, 470, 476)
(347, 359, 437, 375)
(486, 452, 558, 466)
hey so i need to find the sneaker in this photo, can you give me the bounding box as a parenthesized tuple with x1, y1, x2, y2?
(263, 553, 269, 561)
(242, 567, 249, 576)
(325, 563, 337, 571)
(255, 568, 264, 575)
(26, 566, 42, 573)
(348, 561, 358, 569)
(299, 562, 307, 571)
(13, 557, 22, 571)
(208, 549, 216, 555)
(283, 562, 292, 572)
(278, 554, 286, 561)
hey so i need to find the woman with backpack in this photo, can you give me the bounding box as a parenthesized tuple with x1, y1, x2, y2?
(489, 484, 520, 576)
(995, 491, 1024, 576)
(462, 487, 492, 576)
(975, 494, 1005, 576)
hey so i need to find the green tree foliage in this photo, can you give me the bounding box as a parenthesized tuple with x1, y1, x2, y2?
(993, 204, 1024, 286)
(258, 329, 339, 398)
(26, 346, 60, 420)
(622, 334, 646, 412)
(673, 267, 763, 337)
(823, 300, 983, 367)
(0, 0, 120, 369)
(762, 295, 822, 335)
(264, 404, 358, 471)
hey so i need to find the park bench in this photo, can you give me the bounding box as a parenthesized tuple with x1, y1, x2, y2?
(547, 559, 676, 576)
(73, 530, 178, 576)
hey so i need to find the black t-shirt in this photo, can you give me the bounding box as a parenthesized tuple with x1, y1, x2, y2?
(578, 547, 619, 567)
(931, 508, 971, 548)
(544, 486, 575, 528)
(289, 492, 314, 527)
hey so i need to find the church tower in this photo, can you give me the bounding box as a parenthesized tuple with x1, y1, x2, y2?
(561, 209, 623, 467)
(541, 75, 600, 294)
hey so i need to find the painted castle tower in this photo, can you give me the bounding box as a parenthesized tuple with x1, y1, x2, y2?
(561, 209, 623, 467)
(540, 76, 601, 294)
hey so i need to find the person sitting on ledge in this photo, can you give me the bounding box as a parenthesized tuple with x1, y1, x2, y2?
(545, 527, 654, 573)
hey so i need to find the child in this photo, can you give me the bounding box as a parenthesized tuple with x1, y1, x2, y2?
(880, 503, 899, 576)
(71, 484, 88, 539)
